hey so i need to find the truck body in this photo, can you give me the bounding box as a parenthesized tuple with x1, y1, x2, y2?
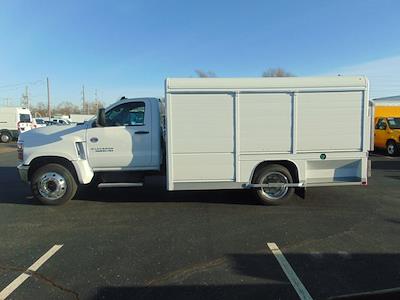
(371, 96, 400, 155)
(0, 107, 33, 143)
(17, 76, 371, 205)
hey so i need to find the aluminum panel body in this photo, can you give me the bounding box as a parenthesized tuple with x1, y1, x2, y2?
(168, 93, 235, 182)
(166, 77, 369, 191)
(169, 94, 234, 153)
(239, 93, 292, 153)
(297, 91, 363, 151)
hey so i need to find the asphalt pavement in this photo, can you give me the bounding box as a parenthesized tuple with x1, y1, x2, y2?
(1, 143, 400, 300)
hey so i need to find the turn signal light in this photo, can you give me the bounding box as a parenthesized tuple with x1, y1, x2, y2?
(17, 142, 23, 161)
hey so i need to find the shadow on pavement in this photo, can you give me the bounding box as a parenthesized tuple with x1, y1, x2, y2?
(0, 166, 38, 205)
(93, 253, 400, 300)
(371, 160, 400, 171)
(76, 186, 260, 206)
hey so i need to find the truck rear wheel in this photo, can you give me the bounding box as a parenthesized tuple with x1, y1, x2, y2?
(31, 163, 77, 205)
(386, 140, 399, 156)
(0, 131, 11, 143)
(253, 164, 295, 205)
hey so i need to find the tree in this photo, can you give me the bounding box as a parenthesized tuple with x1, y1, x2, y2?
(30, 102, 48, 117)
(86, 100, 104, 115)
(55, 101, 81, 115)
(262, 68, 294, 77)
(195, 69, 217, 78)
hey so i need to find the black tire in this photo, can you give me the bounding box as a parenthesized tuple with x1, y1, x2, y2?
(0, 131, 12, 143)
(31, 163, 77, 205)
(253, 164, 295, 205)
(386, 140, 399, 156)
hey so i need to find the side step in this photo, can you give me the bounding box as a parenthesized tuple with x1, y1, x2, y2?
(98, 182, 143, 188)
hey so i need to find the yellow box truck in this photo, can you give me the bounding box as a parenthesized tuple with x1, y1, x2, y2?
(372, 96, 400, 155)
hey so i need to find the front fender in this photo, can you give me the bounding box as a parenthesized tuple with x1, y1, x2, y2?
(71, 159, 94, 184)
(26, 155, 94, 185)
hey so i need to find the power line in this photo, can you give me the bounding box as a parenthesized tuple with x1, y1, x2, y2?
(0, 79, 45, 90)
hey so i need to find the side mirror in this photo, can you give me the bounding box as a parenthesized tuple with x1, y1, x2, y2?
(96, 108, 106, 127)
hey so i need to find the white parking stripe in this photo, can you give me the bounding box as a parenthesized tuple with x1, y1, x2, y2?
(267, 243, 313, 300)
(0, 245, 63, 300)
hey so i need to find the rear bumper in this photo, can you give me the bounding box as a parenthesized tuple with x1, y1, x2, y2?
(17, 164, 29, 182)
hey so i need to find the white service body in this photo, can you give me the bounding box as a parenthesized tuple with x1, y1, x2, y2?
(17, 76, 370, 202)
(165, 77, 370, 190)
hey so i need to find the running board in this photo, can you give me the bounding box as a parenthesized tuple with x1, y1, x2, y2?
(247, 182, 304, 188)
(98, 182, 143, 188)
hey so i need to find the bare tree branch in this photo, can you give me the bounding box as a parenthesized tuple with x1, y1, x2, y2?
(262, 68, 294, 77)
(195, 69, 217, 78)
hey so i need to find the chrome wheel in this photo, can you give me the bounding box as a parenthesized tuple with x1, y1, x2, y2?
(38, 172, 67, 200)
(1, 134, 10, 143)
(259, 171, 289, 200)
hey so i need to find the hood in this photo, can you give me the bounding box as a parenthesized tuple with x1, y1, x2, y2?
(25, 123, 78, 135)
(19, 123, 87, 147)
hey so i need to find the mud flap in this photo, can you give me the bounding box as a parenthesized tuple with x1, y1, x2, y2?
(295, 187, 306, 199)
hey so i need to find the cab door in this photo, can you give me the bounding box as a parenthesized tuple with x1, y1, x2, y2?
(374, 118, 388, 148)
(86, 100, 152, 170)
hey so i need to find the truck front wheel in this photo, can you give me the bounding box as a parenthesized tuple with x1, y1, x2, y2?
(253, 164, 295, 205)
(31, 163, 77, 205)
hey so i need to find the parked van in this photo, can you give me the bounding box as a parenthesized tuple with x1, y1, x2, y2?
(51, 118, 71, 125)
(17, 77, 371, 205)
(0, 107, 33, 143)
(69, 114, 95, 123)
(371, 96, 400, 155)
(33, 118, 47, 128)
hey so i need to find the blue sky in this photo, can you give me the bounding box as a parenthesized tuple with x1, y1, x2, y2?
(0, 0, 400, 107)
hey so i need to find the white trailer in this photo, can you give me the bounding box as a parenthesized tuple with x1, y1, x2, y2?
(0, 107, 33, 143)
(17, 76, 370, 205)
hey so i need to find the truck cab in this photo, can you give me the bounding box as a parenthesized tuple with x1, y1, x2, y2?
(374, 117, 400, 155)
(85, 97, 161, 170)
(17, 98, 162, 205)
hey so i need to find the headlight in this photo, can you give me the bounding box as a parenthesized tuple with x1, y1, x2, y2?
(17, 141, 23, 161)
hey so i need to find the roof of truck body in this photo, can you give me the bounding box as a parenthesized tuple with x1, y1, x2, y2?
(166, 76, 368, 90)
(372, 95, 400, 106)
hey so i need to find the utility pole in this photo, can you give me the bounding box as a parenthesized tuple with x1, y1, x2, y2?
(82, 85, 86, 114)
(25, 86, 29, 109)
(47, 77, 51, 120)
(95, 89, 99, 112)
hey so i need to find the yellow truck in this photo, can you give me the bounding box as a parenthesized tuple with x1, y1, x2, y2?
(372, 96, 400, 155)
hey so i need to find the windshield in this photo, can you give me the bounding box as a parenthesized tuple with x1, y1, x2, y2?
(19, 114, 31, 122)
(35, 119, 45, 124)
(387, 117, 400, 129)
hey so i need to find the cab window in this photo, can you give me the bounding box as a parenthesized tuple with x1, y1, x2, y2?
(19, 114, 31, 123)
(387, 117, 400, 129)
(375, 118, 387, 130)
(105, 102, 145, 126)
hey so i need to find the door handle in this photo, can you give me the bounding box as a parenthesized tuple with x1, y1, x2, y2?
(135, 131, 149, 135)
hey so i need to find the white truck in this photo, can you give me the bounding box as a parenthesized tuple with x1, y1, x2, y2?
(0, 107, 33, 143)
(17, 77, 371, 205)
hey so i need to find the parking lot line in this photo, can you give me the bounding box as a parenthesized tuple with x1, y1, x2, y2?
(0, 244, 63, 300)
(267, 242, 313, 300)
